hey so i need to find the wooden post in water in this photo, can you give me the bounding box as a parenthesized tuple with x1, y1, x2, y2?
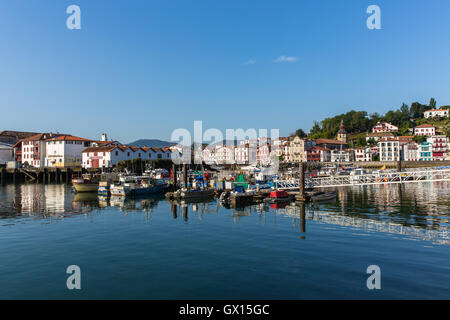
(183, 164, 187, 188)
(300, 202, 306, 239)
(56, 168, 61, 184)
(172, 164, 177, 188)
(1, 168, 5, 185)
(12, 169, 17, 184)
(396, 160, 402, 172)
(183, 206, 188, 221)
(297, 162, 306, 202)
(43, 168, 47, 184)
(66, 169, 71, 185)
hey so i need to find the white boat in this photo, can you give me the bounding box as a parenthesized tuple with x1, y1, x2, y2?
(110, 176, 165, 197)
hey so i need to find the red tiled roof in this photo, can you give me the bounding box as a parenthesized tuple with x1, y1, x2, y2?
(315, 138, 348, 145)
(22, 133, 55, 141)
(414, 124, 435, 128)
(82, 146, 119, 153)
(45, 135, 91, 142)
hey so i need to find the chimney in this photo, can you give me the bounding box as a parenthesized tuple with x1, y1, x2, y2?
(101, 133, 108, 142)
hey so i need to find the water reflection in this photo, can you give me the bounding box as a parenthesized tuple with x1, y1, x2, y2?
(0, 182, 449, 244)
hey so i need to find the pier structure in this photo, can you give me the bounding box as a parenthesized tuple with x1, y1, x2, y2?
(274, 168, 450, 189)
(0, 167, 95, 184)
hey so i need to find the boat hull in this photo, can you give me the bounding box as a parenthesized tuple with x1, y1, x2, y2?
(73, 183, 99, 193)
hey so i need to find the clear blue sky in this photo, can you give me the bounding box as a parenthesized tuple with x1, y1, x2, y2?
(1, 0, 450, 143)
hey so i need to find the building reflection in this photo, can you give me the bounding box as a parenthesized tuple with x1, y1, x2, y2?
(0, 182, 448, 245)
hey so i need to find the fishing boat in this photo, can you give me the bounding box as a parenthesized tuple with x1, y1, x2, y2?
(110, 176, 165, 197)
(72, 174, 100, 193)
(265, 189, 293, 204)
(180, 188, 215, 200)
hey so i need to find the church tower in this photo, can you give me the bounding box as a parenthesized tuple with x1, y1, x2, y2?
(337, 120, 347, 143)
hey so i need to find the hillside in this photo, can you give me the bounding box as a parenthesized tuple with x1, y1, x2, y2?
(127, 139, 173, 148)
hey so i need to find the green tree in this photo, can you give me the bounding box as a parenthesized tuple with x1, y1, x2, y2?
(429, 98, 436, 109)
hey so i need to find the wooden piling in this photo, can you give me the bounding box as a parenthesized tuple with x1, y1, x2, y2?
(66, 169, 71, 185)
(397, 160, 402, 172)
(300, 202, 306, 235)
(172, 164, 177, 187)
(183, 164, 187, 188)
(183, 206, 188, 221)
(297, 162, 306, 202)
(12, 169, 17, 184)
(1, 168, 5, 185)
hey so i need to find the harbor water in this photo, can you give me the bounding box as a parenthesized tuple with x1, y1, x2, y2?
(0, 182, 449, 299)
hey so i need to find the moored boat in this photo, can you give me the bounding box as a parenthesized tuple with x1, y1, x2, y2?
(72, 174, 100, 193)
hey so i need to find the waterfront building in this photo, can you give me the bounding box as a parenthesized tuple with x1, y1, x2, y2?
(0, 142, 14, 165)
(365, 132, 395, 142)
(336, 120, 348, 143)
(426, 135, 448, 161)
(215, 145, 235, 164)
(378, 139, 401, 162)
(273, 137, 291, 163)
(290, 136, 315, 162)
(424, 108, 449, 119)
(20, 133, 59, 168)
(330, 149, 354, 162)
(306, 146, 331, 162)
(234, 143, 249, 165)
(45, 135, 92, 168)
(414, 124, 436, 136)
(354, 147, 372, 162)
(418, 142, 432, 161)
(372, 121, 399, 133)
(401, 142, 419, 161)
(257, 143, 271, 165)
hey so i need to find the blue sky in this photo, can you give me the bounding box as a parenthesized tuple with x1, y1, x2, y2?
(1, 0, 450, 143)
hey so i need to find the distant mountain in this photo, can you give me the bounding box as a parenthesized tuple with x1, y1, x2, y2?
(127, 139, 173, 148)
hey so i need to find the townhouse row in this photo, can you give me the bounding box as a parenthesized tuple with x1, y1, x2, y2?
(11, 133, 180, 169)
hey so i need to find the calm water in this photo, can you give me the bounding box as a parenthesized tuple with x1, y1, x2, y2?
(0, 182, 449, 299)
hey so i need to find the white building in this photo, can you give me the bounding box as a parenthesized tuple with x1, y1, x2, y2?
(21, 133, 56, 168)
(414, 124, 436, 136)
(401, 142, 419, 162)
(0, 142, 14, 165)
(372, 121, 399, 133)
(426, 135, 448, 161)
(82, 146, 175, 168)
(378, 139, 401, 162)
(45, 135, 92, 168)
(354, 147, 372, 162)
(424, 109, 449, 119)
(330, 149, 354, 162)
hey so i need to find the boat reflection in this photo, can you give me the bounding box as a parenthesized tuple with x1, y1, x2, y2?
(0, 182, 448, 244)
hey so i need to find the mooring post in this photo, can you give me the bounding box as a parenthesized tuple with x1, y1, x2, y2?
(43, 168, 47, 184)
(172, 164, 177, 188)
(1, 168, 5, 185)
(183, 206, 188, 221)
(172, 204, 178, 219)
(300, 202, 306, 238)
(12, 169, 17, 184)
(298, 162, 306, 202)
(183, 164, 187, 188)
(66, 168, 71, 185)
(397, 160, 402, 172)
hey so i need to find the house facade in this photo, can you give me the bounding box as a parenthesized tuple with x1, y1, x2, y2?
(401, 142, 419, 161)
(354, 147, 372, 162)
(45, 135, 92, 168)
(426, 135, 448, 161)
(20, 133, 57, 168)
(414, 124, 436, 136)
(372, 121, 399, 133)
(418, 142, 432, 161)
(378, 139, 401, 162)
(424, 109, 449, 119)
